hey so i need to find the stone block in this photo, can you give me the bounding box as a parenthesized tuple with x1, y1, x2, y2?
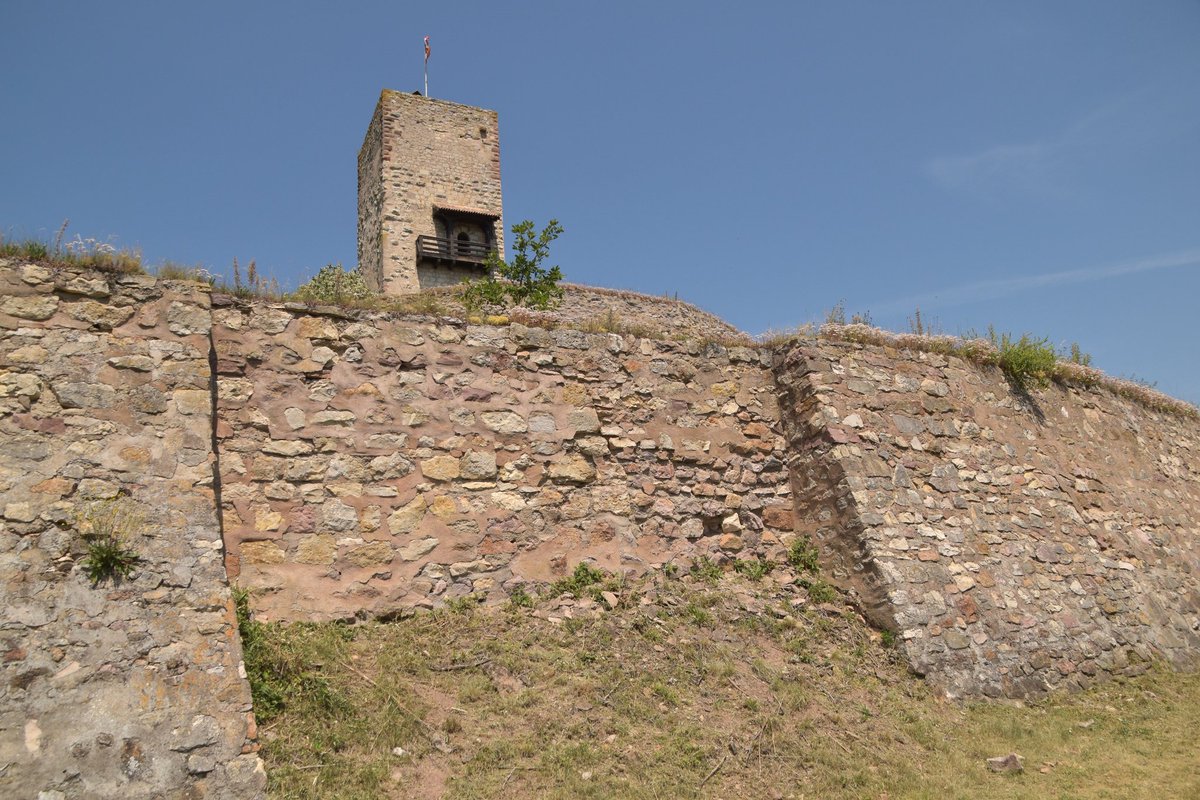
(1, 294, 59, 320)
(420, 456, 461, 481)
(459, 450, 497, 480)
(481, 410, 527, 434)
(388, 496, 428, 534)
(345, 541, 395, 567)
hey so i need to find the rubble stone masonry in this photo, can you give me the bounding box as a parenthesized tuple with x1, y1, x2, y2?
(775, 340, 1200, 697)
(2, 260, 1199, 798)
(213, 296, 792, 621)
(0, 263, 264, 799)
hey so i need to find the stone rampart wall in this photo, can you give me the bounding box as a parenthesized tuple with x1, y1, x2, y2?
(214, 298, 793, 622)
(776, 339, 1200, 698)
(0, 262, 264, 798)
(429, 283, 747, 344)
(3, 258, 1199, 754)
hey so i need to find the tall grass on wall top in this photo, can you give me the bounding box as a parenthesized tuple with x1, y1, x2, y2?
(0, 222, 143, 274)
(805, 322, 1197, 420)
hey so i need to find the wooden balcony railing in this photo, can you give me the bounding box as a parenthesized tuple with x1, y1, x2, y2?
(416, 235, 492, 268)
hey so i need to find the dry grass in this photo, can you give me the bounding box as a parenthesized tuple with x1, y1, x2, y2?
(0, 233, 144, 274)
(246, 573, 1200, 800)
(778, 323, 1199, 421)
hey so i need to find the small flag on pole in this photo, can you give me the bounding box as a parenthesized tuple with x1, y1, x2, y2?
(424, 35, 430, 96)
(424, 35, 431, 63)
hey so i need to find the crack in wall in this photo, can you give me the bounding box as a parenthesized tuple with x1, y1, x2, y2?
(207, 324, 227, 564)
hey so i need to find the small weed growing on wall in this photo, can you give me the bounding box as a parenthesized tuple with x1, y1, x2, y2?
(787, 536, 821, 574)
(0, 238, 49, 261)
(1, 223, 143, 273)
(824, 300, 847, 326)
(81, 535, 141, 585)
(77, 499, 142, 585)
(389, 291, 446, 316)
(1064, 341, 1092, 367)
(1120, 373, 1158, 389)
(907, 307, 943, 336)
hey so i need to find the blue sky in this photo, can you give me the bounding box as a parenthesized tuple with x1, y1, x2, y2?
(3, 1, 1198, 403)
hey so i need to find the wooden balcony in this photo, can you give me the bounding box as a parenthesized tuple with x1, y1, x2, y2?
(416, 235, 492, 269)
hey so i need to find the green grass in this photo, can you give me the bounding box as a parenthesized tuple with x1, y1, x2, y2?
(786, 535, 821, 574)
(241, 573, 1200, 800)
(689, 556, 723, 585)
(549, 562, 619, 602)
(732, 558, 774, 582)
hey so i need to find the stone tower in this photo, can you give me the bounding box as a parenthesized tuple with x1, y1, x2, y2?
(357, 90, 504, 295)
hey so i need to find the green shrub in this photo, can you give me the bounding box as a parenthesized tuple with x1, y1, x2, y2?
(462, 219, 564, 311)
(293, 263, 375, 305)
(988, 328, 1057, 389)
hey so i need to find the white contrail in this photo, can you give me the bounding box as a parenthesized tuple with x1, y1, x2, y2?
(868, 248, 1200, 316)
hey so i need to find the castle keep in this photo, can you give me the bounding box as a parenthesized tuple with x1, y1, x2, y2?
(357, 90, 504, 295)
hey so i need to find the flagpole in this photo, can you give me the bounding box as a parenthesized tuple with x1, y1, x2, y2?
(423, 35, 430, 97)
